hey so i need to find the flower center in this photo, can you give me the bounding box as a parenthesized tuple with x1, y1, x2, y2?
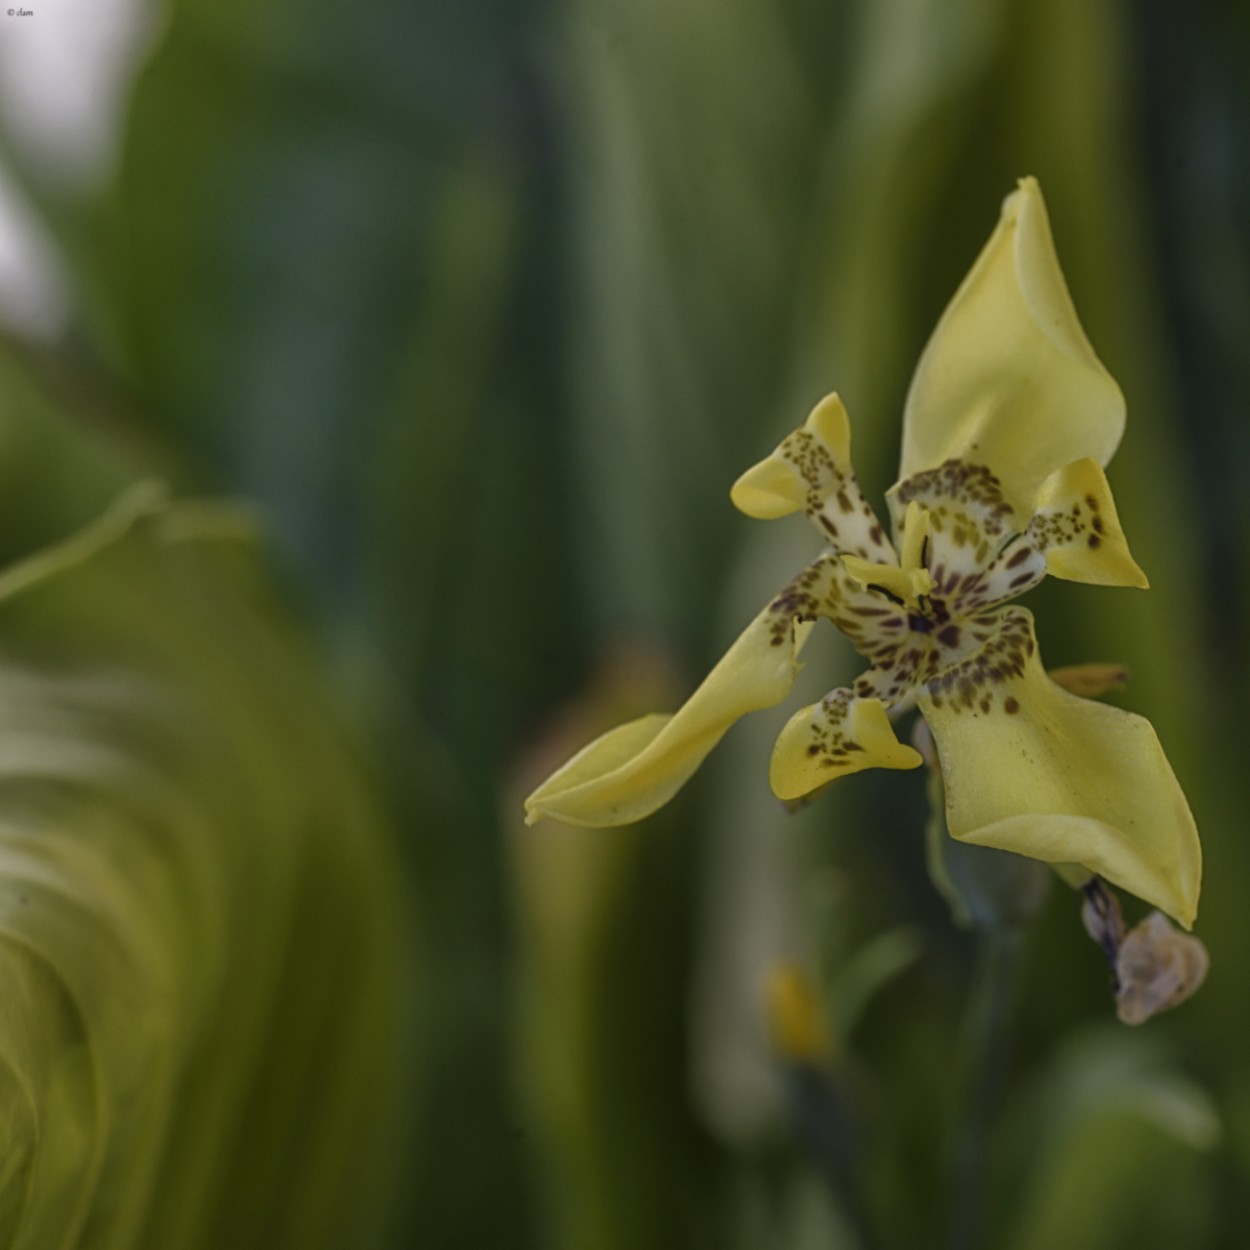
(841, 500, 937, 612)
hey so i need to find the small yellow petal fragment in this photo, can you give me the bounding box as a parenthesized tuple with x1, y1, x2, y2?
(918, 608, 1201, 928)
(899, 178, 1125, 515)
(1048, 663, 1129, 698)
(767, 964, 831, 1061)
(730, 393, 852, 520)
(771, 693, 922, 802)
(524, 593, 812, 827)
(1028, 458, 1148, 588)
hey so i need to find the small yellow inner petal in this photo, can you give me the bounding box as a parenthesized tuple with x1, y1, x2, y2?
(899, 500, 931, 572)
(841, 504, 935, 610)
(840, 556, 934, 609)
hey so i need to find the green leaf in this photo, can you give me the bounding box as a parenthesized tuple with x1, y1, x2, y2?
(1001, 1030, 1218, 1250)
(0, 486, 410, 1247)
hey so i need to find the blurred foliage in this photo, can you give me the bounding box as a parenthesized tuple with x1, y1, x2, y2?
(1, 0, 1250, 1245)
(0, 355, 410, 1245)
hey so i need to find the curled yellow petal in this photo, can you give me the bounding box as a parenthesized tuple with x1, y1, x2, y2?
(898, 177, 1125, 515)
(731, 395, 896, 563)
(524, 599, 817, 828)
(916, 607, 1201, 927)
(1028, 458, 1148, 588)
(770, 688, 922, 802)
(730, 455, 809, 520)
(731, 393, 852, 520)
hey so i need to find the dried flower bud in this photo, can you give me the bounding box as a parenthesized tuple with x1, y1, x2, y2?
(1114, 911, 1209, 1026)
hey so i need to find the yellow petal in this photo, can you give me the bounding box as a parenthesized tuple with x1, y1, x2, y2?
(840, 553, 934, 610)
(731, 394, 895, 561)
(1027, 458, 1148, 588)
(916, 607, 1201, 927)
(731, 393, 851, 519)
(898, 178, 1125, 516)
(770, 688, 922, 802)
(524, 588, 818, 828)
(730, 454, 809, 520)
(898, 500, 931, 573)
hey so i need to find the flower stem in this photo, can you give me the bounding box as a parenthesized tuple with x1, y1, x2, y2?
(786, 1064, 884, 1250)
(945, 924, 1025, 1250)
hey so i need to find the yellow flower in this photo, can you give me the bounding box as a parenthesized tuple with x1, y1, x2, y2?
(525, 178, 1201, 929)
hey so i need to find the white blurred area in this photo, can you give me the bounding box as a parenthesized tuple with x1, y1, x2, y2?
(0, 167, 66, 335)
(0, 0, 158, 334)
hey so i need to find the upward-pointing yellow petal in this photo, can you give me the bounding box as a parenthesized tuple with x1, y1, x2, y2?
(898, 178, 1125, 516)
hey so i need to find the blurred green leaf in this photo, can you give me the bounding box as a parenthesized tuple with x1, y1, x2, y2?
(1001, 1030, 1218, 1250)
(0, 485, 410, 1247)
(829, 926, 922, 1045)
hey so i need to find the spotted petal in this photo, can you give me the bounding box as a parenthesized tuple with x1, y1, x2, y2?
(770, 686, 923, 802)
(898, 178, 1125, 516)
(916, 607, 1201, 927)
(525, 564, 834, 827)
(731, 393, 896, 562)
(1027, 458, 1148, 588)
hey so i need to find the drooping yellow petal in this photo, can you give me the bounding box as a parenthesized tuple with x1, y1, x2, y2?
(770, 687, 922, 802)
(1027, 458, 1148, 588)
(524, 578, 824, 828)
(898, 178, 1125, 516)
(731, 394, 896, 561)
(916, 607, 1201, 928)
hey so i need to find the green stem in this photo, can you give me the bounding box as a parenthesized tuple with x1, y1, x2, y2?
(946, 925, 1025, 1250)
(787, 1064, 884, 1250)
